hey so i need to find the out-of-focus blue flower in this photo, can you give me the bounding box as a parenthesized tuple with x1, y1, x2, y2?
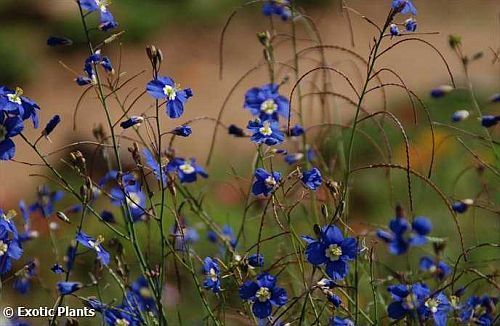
(419, 256, 451, 280)
(172, 125, 192, 137)
(480, 115, 499, 128)
(317, 278, 342, 308)
(301, 167, 322, 190)
(171, 219, 199, 251)
(289, 124, 304, 137)
(330, 316, 354, 326)
(405, 18, 417, 31)
(13, 260, 37, 294)
(302, 225, 357, 280)
(248, 253, 264, 268)
(459, 295, 496, 325)
(42, 115, 61, 138)
(120, 116, 144, 129)
(202, 257, 221, 293)
(57, 281, 83, 295)
(207, 224, 237, 249)
(392, 0, 417, 15)
(252, 168, 281, 197)
(76, 231, 110, 265)
(29, 185, 64, 218)
(0, 86, 40, 128)
(47, 36, 73, 47)
(143, 149, 167, 185)
(109, 173, 147, 221)
(451, 110, 470, 122)
(262, 0, 291, 21)
(146, 76, 193, 119)
(452, 199, 473, 213)
(244, 84, 289, 122)
(228, 124, 245, 137)
(248, 119, 285, 146)
(167, 158, 208, 184)
(0, 114, 23, 160)
(239, 273, 288, 319)
(430, 85, 454, 98)
(76, 51, 114, 86)
(51, 264, 65, 274)
(490, 93, 500, 103)
(390, 24, 400, 36)
(79, 0, 118, 31)
(64, 241, 77, 271)
(376, 216, 432, 255)
(100, 210, 116, 223)
(284, 152, 304, 165)
(126, 276, 157, 313)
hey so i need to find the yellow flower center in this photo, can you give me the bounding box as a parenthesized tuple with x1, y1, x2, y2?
(209, 268, 218, 282)
(126, 192, 142, 209)
(7, 87, 23, 105)
(325, 244, 342, 261)
(0, 241, 8, 256)
(179, 162, 195, 174)
(256, 287, 271, 302)
(139, 287, 153, 298)
(115, 319, 130, 326)
(260, 99, 278, 115)
(259, 122, 273, 136)
(264, 176, 276, 188)
(88, 235, 104, 252)
(163, 85, 177, 100)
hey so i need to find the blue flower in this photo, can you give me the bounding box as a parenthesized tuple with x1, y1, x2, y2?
(248, 119, 285, 146)
(0, 87, 40, 128)
(29, 185, 64, 218)
(57, 281, 83, 295)
(289, 124, 304, 137)
(262, 1, 291, 21)
(301, 167, 323, 190)
(317, 279, 342, 307)
(459, 295, 496, 325)
(376, 216, 432, 255)
(171, 219, 199, 251)
(248, 254, 264, 268)
(47, 36, 73, 47)
(51, 264, 65, 274)
(146, 76, 193, 119)
(490, 93, 500, 103)
(0, 114, 23, 160)
(42, 115, 61, 138)
(244, 84, 289, 122)
(452, 199, 473, 213)
(284, 152, 303, 165)
(13, 260, 36, 294)
(100, 210, 116, 223)
(239, 273, 288, 319)
(167, 158, 208, 183)
(430, 85, 454, 98)
(79, 0, 118, 31)
(0, 235, 22, 275)
(126, 276, 157, 313)
(252, 168, 281, 197)
(387, 283, 429, 320)
(207, 224, 238, 249)
(76, 52, 114, 86)
(76, 231, 110, 265)
(109, 173, 147, 221)
(451, 110, 470, 122)
(64, 241, 77, 271)
(120, 116, 144, 129)
(392, 0, 417, 15)
(405, 18, 417, 31)
(390, 24, 400, 36)
(172, 125, 192, 137)
(202, 257, 221, 293)
(103, 306, 140, 326)
(419, 256, 451, 280)
(143, 149, 167, 184)
(480, 115, 499, 128)
(329, 317, 354, 326)
(303, 225, 357, 280)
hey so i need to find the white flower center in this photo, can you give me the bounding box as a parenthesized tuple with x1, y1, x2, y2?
(139, 287, 153, 298)
(256, 287, 271, 302)
(115, 319, 130, 326)
(425, 298, 439, 314)
(179, 162, 195, 174)
(88, 236, 104, 253)
(325, 244, 342, 262)
(260, 99, 278, 115)
(259, 122, 273, 136)
(95, 0, 110, 12)
(404, 293, 418, 310)
(209, 268, 218, 282)
(126, 192, 142, 209)
(7, 87, 23, 105)
(0, 241, 8, 256)
(163, 85, 177, 100)
(265, 176, 276, 188)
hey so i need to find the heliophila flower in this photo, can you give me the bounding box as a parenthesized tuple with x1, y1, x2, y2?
(392, 0, 417, 15)
(301, 167, 323, 191)
(252, 168, 281, 197)
(76, 231, 110, 265)
(146, 76, 193, 119)
(247, 119, 285, 146)
(57, 281, 83, 295)
(167, 158, 208, 184)
(202, 257, 221, 293)
(244, 84, 289, 122)
(79, 0, 118, 31)
(0, 114, 23, 160)
(239, 273, 288, 319)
